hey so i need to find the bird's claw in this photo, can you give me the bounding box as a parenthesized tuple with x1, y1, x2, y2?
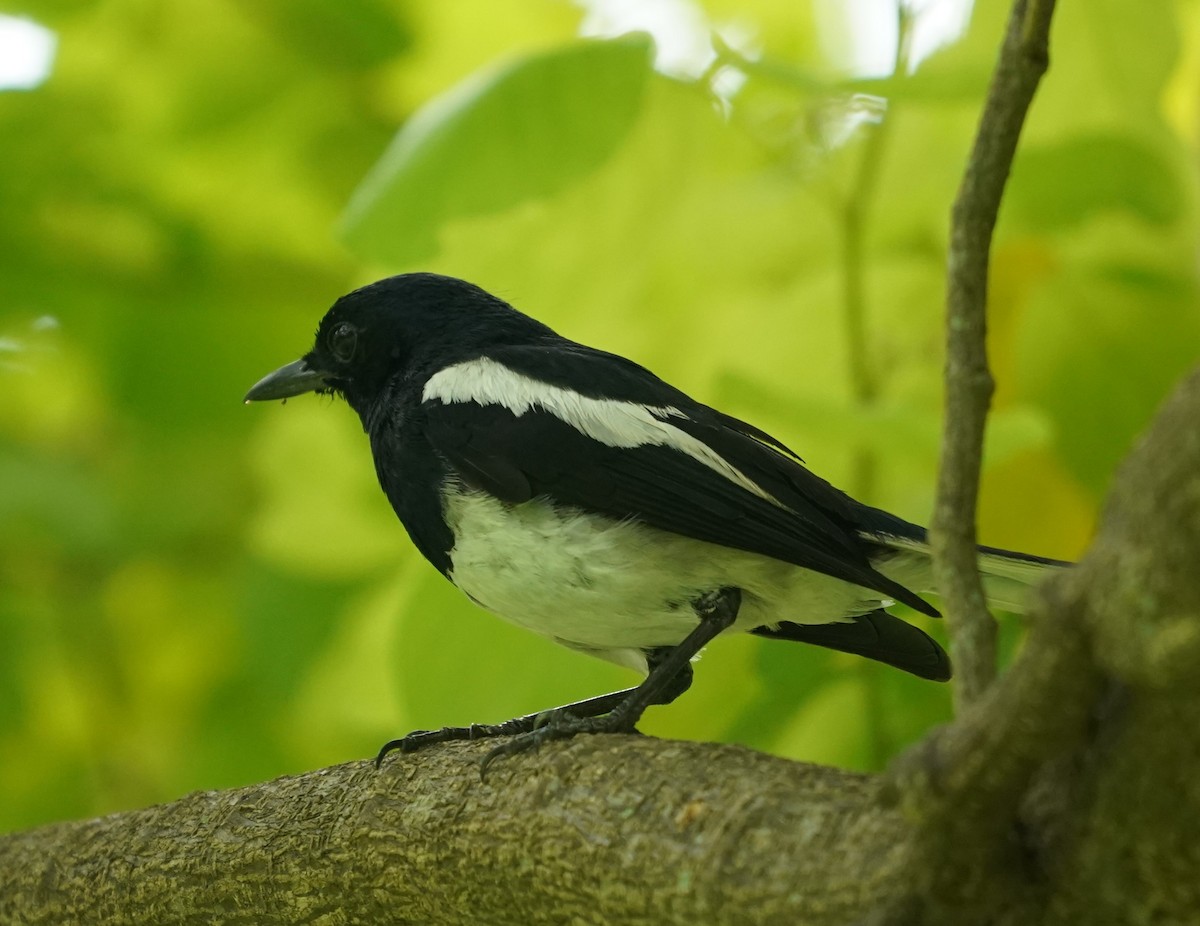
(375, 723, 500, 768)
(373, 731, 431, 768)
(478, 710, 639, 779)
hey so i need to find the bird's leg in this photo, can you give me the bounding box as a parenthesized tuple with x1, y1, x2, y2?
(374, 587, 741, 772)
(375, 657, 696, 768)
(478, 586, 741, 774)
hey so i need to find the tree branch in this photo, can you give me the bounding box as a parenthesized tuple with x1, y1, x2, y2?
(0, 741, 913, 926)
(931, 0, 1057, 709)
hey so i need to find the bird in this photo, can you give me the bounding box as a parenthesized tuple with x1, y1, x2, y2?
(245, 273, 1063, 770)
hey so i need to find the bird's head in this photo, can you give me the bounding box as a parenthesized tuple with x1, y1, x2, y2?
(245, 273, 550, 416)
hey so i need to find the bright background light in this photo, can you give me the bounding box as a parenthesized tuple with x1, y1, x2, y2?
(825, 0, 975, 76)
(577, 0, 717, 77)
(0, 14, 56, 90)
(577, 0, 973, 83)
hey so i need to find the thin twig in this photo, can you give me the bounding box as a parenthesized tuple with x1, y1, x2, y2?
(841, 1, 914, 494)
(840, 1, 916, 767)
(931, 0, 1056, 710)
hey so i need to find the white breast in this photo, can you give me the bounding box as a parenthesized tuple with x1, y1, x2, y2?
(443, 486, 900, 673)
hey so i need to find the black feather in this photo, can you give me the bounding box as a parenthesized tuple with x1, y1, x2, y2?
(422, 342, 939, 617)
(752, 611, 951, 681)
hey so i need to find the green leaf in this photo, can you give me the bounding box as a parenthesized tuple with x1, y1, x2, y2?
(340, 34, 654, 265)
(1007, 134, 1184, 231)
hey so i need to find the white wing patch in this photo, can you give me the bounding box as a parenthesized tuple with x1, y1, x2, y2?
(423, 356, 780, 504)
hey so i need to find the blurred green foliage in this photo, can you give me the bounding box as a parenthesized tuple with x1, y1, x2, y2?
(1, 0, 1196, 832)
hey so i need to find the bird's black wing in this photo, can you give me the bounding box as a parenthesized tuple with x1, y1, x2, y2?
(421, 343, 937, 617)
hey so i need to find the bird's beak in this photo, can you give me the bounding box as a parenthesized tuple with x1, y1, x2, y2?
(244, 358, 329, 403)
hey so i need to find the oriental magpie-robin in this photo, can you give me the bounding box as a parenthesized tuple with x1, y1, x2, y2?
(246, 273, 1062, 769)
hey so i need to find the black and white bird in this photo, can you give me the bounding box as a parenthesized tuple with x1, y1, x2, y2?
(245, 273, 1062, 768)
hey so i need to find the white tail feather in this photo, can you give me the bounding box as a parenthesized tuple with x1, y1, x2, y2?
(865, 532, 1062, 614)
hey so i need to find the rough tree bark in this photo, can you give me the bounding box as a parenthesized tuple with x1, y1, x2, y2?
(5, 2, 1198, 924)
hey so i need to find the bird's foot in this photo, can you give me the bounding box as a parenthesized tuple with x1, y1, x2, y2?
(373, 588, 739, 776)
(374, 717, 538, 768)
(374, 687, 641, 769)
(479, 708, 640, 778)
(373, 706, 640, 776)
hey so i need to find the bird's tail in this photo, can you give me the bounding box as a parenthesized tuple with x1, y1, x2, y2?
(861, 520, 1068, 614)
(973, 543, 1067, 611)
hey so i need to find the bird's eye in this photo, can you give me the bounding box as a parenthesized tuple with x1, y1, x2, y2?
(330, 323, 357, 363)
